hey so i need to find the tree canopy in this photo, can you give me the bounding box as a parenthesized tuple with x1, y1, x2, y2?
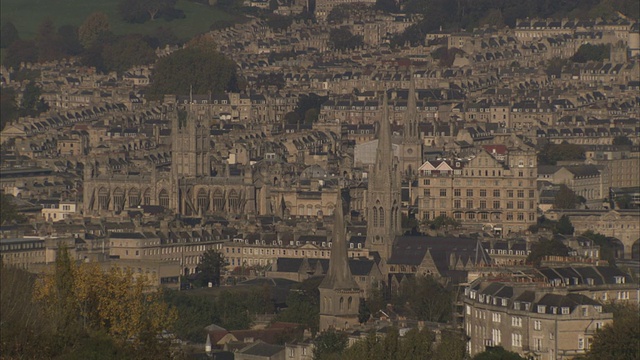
(581, 304, 640, 360)
(554, 184, 580, 210)
(472, 346, 526, 360)
(118, 0, 183, 24)
(527, 236, 571, 265)
(148, 46, 240, 98)
(195, 249, 227, 287)
(538, 142, 585, 165)
(0, 22, 20, 49)
(612, 135, 633, 146)
(328, 28, 364, 51)
(571, 44, 610, 63)
(393, 275, 452, 323)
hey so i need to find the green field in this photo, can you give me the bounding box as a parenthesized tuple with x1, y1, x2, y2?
(0, 0, 232, 41)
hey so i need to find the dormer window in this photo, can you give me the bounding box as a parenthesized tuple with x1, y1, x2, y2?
(561, 307, 570, 315)
(614, 276, 625, 284)
(538, 305, 546, 313)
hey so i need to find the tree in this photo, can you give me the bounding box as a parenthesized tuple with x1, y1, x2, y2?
(479, 9, 504, 28)
(571, 44, 610, 63)
(275, 277, 321, 333)
(538, 142, 585, 165)
(118, 0, 180, 23)
(0, 22, 20, 49)
(3, 39, 38, 69)
(473, 346, 526, 360)
(0, 88, 18, 131)
(582, 304, 639, 360)
(545, 57, 569, 78)
(432, 330, 467, 360)
(612, 135, 632, 146)
(266, 14, 293, 31)
(19, 81, 49, 118)
(35, 18, 63, 62)
(0, 193, 25, 225)
(79, 12, 111, 48)
(554, 184, 579, 209)
(526, 237, 570, 265)
(358, 299, 371, 324)
(581, 231, 617, 265)
(148, 47, 240, 98)
(394, 275, 452, 323)
(313, 329, 348, 360)
(102, 34, 156, 74)
(0, 264, 58, 359)
(58, 25, 84, 56)
(34, 248, 177, 356)
(285, 111, 301, 125)
(328, 28, 363, 51)
(196, 249, 227, 287)
(555, 215, 574, 235)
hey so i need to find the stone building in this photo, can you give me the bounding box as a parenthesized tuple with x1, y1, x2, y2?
(318, 191, 361, 331)
(418, 142, 538, 235)
(365, 94, 402, 268)
(463, 265, 636, 359)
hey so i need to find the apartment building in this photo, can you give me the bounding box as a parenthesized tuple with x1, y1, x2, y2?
(464, 265, 637, 359)
(418, 145, 538, 235)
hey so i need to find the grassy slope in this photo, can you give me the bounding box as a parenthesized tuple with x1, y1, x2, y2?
(0, 0, 230, 40)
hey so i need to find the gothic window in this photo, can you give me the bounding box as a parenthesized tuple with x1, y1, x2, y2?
(128, 188, 140, 207)
(143, 188, 151, 205)
(379, 207, 385, 227)
(197, 189, 209, 212)
(339, 297, 344, 311)
(229, 190, 239, 212)
(323, 296, 328, 312)
(373, 207, 378, 227)
(98, 188, 110, 209)
(113, 188, 124, 210)
(158, 189, 169, 208)
(348, 297, 353, 310)
(213, 189, 224, 211)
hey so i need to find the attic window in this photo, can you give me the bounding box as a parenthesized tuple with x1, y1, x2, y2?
(538, 305, 546, 313)
(561, 307, 569, 315)
(501, 299, 508, 307)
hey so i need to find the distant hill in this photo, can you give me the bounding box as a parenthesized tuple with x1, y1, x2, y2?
(0, 0, 231, 41)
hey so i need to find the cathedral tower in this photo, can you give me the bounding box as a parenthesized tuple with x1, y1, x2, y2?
(365, 93, 402, 265)
(171, 105, 210, 214)
(319, 190, 361, 331)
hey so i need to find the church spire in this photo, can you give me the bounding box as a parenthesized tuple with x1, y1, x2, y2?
(319, 190, 358, 290)
(404, 71, 418, 141)
(373, 92, 393, 189)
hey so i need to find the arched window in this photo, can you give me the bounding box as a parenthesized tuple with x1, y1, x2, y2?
(113, 188, 124, 210)
(379, 207, 385, 227)
(143, 188, 151, 205)
(98, 188, 110, 209)
(347, 297, 353, 310)
(339, 297, 344, 311)
(158, 189, 169, 208)
(128, 188, 140, 207)
(373, 207, 378, 227)
(228, 190, 239, 212)
(213, 189, 224, 211)
(197, 188, 209, 212)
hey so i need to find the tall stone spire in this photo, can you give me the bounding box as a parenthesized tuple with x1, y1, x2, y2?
(399, 71, 422, 176)
(319, 190, 358, 290)
(372, 92, 393, 189)
(318, 189, 360, 331)
(366, 91, 402, 266)
(404, 71, 419, 142)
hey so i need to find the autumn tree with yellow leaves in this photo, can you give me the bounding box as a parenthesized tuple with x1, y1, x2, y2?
(33, 247, 177, 358)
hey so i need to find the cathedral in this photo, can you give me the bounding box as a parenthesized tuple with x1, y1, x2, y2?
(83, 105, 256, 218)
